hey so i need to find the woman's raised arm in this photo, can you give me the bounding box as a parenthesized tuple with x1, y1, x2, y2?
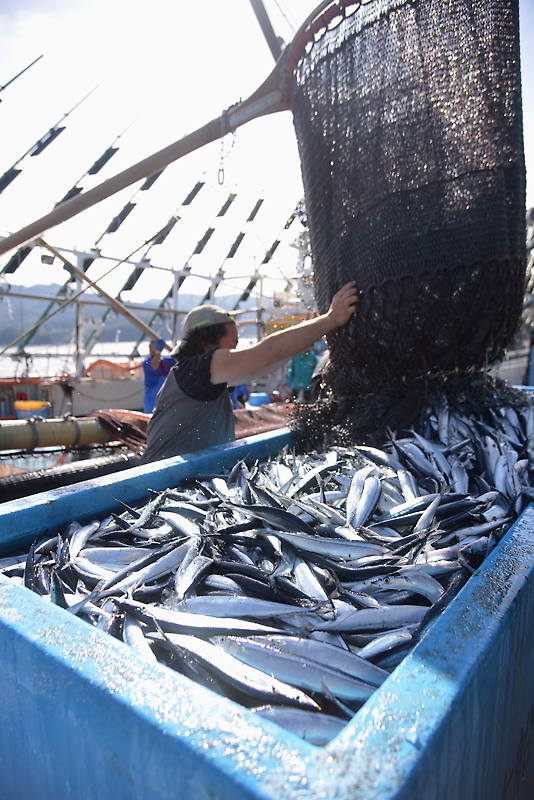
(210, 282, 359, 386)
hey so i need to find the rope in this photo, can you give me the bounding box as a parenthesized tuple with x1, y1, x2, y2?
(24, 415, 68, 450)
(63, 414, 82, 446)
(26, 418, 39, 451)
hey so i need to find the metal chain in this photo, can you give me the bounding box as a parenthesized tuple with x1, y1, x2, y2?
(218, 110, 237, 185)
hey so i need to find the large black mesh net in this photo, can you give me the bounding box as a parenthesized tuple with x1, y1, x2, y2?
(290, 372, 532, 450)
(286, 0, 526, 398)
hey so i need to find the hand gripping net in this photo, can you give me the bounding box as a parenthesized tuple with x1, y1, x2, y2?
(286, 0, 526, 401)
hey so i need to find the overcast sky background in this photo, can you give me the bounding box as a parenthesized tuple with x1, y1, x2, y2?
(0, 0, 532, 309)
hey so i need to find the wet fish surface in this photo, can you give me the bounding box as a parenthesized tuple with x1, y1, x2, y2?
(3, 391, 534, 745)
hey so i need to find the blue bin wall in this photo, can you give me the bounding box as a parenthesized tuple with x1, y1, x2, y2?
(0, 427, 533, 800)
(0, 428, 294, 556)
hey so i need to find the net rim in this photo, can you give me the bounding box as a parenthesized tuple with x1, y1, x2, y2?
(280, 0, 381, 107)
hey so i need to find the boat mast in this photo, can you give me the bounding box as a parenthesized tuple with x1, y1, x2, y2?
(248, 0, 283, 61)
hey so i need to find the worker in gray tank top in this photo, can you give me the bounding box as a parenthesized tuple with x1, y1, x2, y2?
(143, 282, 359, 463)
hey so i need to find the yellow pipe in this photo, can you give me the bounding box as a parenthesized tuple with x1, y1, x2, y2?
(0, 417, 112, 451)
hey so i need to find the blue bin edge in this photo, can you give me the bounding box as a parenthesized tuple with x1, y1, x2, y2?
(0, 428, 533, 800)
(0, 427, 294, 555)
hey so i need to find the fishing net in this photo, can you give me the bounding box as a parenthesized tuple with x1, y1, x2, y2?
(290, 372, 532, 450)
(285, 0, 526, 399)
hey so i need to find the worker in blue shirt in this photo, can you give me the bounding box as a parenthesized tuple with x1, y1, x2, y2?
(228, 383, 249, 409)
(142, 339, 176, 413)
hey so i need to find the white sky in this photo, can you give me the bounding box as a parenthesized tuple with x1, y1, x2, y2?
(0, 0, 320, 309)
(0, 0, 532, 311)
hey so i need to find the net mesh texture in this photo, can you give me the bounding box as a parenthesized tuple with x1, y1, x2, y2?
(285, 0, 526, 444)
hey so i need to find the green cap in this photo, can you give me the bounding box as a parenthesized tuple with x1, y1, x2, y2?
(170, 305, 234, 355)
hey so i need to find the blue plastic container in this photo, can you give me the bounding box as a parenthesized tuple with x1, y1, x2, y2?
(0, 426, 533, 800)
(248, 392, 270, 406)
(14, 400, 50, 420)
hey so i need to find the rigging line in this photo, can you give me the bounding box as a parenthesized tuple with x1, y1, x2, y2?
(14, 118, 148, 347)
(271, 0, 299, 32)
(93, 160, 210, 247)
(53, 224, 173, 290)
(194, 192, 270, 292)
(38, 238, 174, 350)
(59, 113, 144, 200)
(131, 184, 242, 347)
(7, 86, 99, 169)
(0, 228, 170, 358)
(14, 202, 169, 351)
(214, 182, 295, 258)
(94, 162, 210, 249)
(85, 171, 216, 347)
(141, 171, 212, 260)
(0, 55, 43, 95)
(0, 282, 99, 357)
(16, 278, 75, 353)
(182, 272, 266, 297)
(56, 85, 99, 124)
(246, 200, 313, 306)
(208, 195, 305, 294)
(0, 1, 343, 257)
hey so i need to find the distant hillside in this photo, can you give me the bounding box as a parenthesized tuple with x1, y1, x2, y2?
(0, 284, 159, 345)
(0, 284, 244, 345)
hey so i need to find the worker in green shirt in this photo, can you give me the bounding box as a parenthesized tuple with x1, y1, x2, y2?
(286, 348, 318, 401)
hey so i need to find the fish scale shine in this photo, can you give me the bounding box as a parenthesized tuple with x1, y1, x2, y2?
(3, 391, 533, 744)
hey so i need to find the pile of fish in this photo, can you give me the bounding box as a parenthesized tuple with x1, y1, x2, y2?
(2, 393, 534, 746)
